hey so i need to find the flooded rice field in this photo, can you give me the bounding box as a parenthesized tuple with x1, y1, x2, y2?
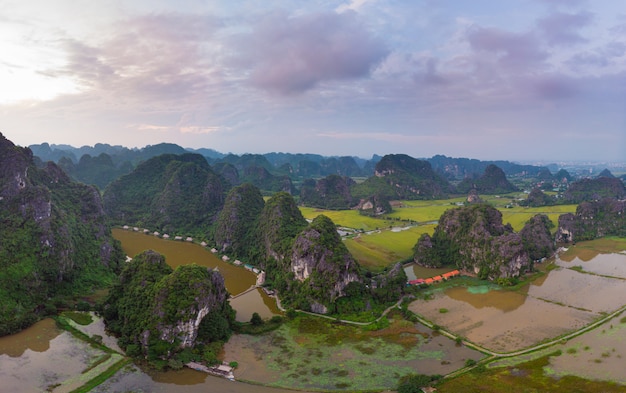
(223, 314, 483, 391)
(409, 243, 626, 354)
(0, 318, 107, 393)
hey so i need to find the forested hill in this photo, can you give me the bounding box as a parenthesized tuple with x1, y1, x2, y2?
(428, 154, 550, 180)
(103, 153, 229, 235)
(0, 133, 124, 336)
(352, 154, 453, 200)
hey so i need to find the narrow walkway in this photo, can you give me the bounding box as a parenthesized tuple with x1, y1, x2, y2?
(230, 285, 258, 300)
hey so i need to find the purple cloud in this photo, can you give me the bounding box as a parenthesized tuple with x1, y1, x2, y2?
(51, 13, 222, 101)
(537, 11, 593, 46)
(466, 27, 547, 70)
(235, 10, 389, 94)
(529, 74, 580, 99)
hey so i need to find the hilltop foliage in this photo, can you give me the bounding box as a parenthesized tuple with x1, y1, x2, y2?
(103, 153, 228, 235)
(102, 250, 234, 366)
(256, 191, 308, 264)
(213, 183, 265, 259)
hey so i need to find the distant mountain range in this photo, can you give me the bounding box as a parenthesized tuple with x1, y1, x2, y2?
(28, 141, 560, 187)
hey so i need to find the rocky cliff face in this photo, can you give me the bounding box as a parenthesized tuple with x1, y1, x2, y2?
(152, 264, 231, 349)
(556, 198, 626, 243)
(289, 215, 362, 312)
(0, 132, 123, 335)
(413, 204, 531, 280)
(519, 214, 555, 261)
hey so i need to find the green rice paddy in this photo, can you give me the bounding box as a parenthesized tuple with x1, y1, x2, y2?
(299, 197, 577, 270)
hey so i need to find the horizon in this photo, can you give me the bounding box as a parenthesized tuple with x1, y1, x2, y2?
(1, 1, 625, 162)
(21, 137, 626, 167)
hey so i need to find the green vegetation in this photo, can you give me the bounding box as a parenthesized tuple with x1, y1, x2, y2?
(0, 134, 124, 336)
(101, 250, 234, 368)
(344, 226, 428, 271)
(397, 373, 440, 393)
(63, 311, 94, 326)
(299, 174, 355, 209)
(352, 154, 451, 200)
(103, 153, 227, 236)
(232, 313, 465, 391)
(437, 353, 625, 393)
(299, 206, 396, 230)
(214, 183, 265, 259)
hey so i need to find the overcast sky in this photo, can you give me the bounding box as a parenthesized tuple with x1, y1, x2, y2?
(1, 0, 624, 162)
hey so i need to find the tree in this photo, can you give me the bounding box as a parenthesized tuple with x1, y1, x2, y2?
(250, 312, 263, 326)
(397, 373, 435, 393)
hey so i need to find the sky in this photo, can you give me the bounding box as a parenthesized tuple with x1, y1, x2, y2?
(0, 0, 625, 162)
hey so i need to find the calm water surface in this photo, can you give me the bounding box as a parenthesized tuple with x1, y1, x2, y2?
(0, 319, 103, 393)
(409, 248, 626, 352)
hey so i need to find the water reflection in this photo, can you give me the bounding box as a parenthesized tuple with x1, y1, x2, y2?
(0, 318, 61, 357)
(404, 264, 455, 280)
(445, 286, 527, 312)
(229, 288, 281, 322)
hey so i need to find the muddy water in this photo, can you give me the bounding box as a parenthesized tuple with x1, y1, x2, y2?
(113, 228, 258, 295)
(0, 319, 103, 393)
(229, 288, 282, 322)
(557, 252, 626, 278)
(404, 264, 452, 281)
(547, 310, 626, 383)
(93, 364, 321, 393)
(409, 250, 626, 353)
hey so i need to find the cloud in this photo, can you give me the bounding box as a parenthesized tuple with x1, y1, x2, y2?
(537, 11, 593, 46)
(466, 26, 547, 70)
(234, 10, 389, 94)
(50, 13, 223, 104)
(529, 74, 580, 99)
